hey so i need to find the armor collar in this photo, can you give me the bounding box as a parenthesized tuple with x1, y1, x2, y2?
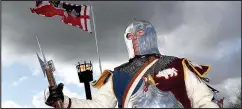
(129, 54, 162, 62)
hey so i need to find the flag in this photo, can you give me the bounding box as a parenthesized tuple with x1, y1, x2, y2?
(36, 53, 46, 77)
(30, 1, 92, 33)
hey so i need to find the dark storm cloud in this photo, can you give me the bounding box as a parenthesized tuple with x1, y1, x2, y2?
(190, 1, 241, 48)
(2, 1, 241, 83)
(2, 1, 184, 62)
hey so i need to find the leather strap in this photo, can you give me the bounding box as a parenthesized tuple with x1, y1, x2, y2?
(122, 56, 159, 108)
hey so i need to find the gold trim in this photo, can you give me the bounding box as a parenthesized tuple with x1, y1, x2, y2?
(202, 65, 211, 77)
(182, 58, 211, 80)
(109, 72, 118, 102)
(182, 59, 187, 80)
(147, 74, 156, 85)
(91, 70, 118, 103)
(91, 69, 112, 88)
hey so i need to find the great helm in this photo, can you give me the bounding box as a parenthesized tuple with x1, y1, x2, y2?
(124, 20, 160, 59)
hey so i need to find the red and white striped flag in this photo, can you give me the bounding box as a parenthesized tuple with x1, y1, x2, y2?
(30, 1, 92, 33)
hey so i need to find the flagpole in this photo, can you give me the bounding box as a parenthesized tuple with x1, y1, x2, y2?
(90, 2, 102, 74)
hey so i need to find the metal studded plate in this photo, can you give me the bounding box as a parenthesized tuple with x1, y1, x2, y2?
(114, 55, 178, 77)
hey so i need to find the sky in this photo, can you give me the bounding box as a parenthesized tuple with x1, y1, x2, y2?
(1, 1, 241, 108)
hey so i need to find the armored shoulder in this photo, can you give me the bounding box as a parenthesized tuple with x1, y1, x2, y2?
(151, 55, 210, 79)
(181, 58, 211, 79)
(91, 70, 113, 88)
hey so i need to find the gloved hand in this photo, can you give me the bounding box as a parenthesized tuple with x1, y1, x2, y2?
(44, 83, 64, 107)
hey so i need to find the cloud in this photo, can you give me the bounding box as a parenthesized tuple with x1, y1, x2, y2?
(31, 67, 42, 76)
(2, 100, 29, 108)
(212, 77, 241, 107)
(12, 76, 28, 86)
(32, 91, 53, 108)
(51, 59, 123, 87)
(2, 86, 87, 108)
(155, 1, 241, 56)
(32, 87, 84, 108)
(1, 1, 241, 107)
(2, 1, 241, 85)
(3, 41, 124, 87)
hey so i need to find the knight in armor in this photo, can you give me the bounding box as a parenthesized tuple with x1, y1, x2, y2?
(44, 20, 220, 108)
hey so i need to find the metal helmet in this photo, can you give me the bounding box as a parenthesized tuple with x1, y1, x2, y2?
(124, 20, 160, 59)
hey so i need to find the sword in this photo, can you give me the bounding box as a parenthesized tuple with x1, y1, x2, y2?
(36, 36, 63, 108)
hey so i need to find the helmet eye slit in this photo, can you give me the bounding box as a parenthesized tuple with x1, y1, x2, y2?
(127, 33, 134, 40)
(136, 29, 145, 36)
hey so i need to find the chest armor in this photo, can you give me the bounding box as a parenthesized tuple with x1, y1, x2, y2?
(115, 55, 177, 75)
(114, 55, 189, 108)
(128, 80, 183, 108)
(114, 55, 180, 90)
